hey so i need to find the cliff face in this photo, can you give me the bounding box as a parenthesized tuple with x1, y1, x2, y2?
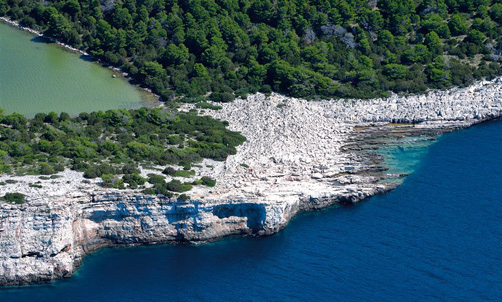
(1, 78, 502, 286)
(0, 184, 394, 286)
(0, 194, 261, 285)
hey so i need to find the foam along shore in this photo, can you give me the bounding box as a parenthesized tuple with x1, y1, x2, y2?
(0, 17, 160, 99)
(1, 78, 502, 286)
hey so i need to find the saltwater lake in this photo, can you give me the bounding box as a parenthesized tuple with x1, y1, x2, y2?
(0, 22, 154, 117)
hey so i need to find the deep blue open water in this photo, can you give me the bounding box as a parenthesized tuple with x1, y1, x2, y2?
(1, 120, 501, 301)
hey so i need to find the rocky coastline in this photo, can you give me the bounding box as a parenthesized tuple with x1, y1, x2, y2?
(1, 78, 502, 286)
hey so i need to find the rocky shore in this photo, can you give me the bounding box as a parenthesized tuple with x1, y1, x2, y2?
(1, 78, 502, 286)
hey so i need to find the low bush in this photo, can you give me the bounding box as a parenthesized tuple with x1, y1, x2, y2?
(2, 192, 26, 204)
(200, 176, 216, 187)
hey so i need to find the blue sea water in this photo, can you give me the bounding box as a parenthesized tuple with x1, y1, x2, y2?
(1, 120, 501, 302)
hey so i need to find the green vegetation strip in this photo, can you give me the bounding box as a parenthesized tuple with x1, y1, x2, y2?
(2, 0, 501, 100)
(0, 107, 245, 196)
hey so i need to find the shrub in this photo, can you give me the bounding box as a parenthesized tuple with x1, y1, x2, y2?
(39, 163, 55, 175)
(163, 167, 195, 178)
(123, 173, 147, 188)
(83, 166, 101, 179)
(200, 176, 216, 187)
(259, 85, 272, 94)
(142, 188, 156, 195)
(2, 193, 26, 204)
(210, 92, 234, 103)
(148, 174, 166, 185)
(122, 163, 140, 175)
(101, 174, 125, 189)
(162, 167, 177, 176)
(0, 107, 246, 178)
(84, 164, 117, 179)
(166, 179, 193, 192)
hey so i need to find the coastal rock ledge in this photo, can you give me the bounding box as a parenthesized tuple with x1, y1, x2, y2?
(1, 78, 502, 286)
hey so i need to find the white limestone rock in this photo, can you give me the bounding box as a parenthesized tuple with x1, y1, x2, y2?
(1, 77, 502, 285)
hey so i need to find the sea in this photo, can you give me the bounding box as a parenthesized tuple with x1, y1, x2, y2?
(0, 118, 500, 301)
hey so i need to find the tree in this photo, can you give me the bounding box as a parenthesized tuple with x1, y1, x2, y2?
(62, 0, 81, 18)
(249, 0, 275, 23)
(360, 9, 384, 33)
(112, 6, 133, 29)
(449, 14, 469, 35)
(96, 19, 117, 51)
(192, 63, 209, 78)
(422, 14, 444, 32)
(402, 45, 430, 64)
(0, 0, 7, 16)
(425, 31, 443, 55)
(383, 64, 408, 79)
(45, 13, 71, 41)
(466, 30, 487, 45)
(338, 1, 355, 23)
(491, 3, 502, 23)
(426, 56, 450, 86)
(161, 44, 189, 66)
(3, 0, 500, 100)
(202, 45, 226, 67)
(378, 30, 394, 45)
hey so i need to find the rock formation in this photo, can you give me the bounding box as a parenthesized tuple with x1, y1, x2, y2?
(1, 78, 501, 285)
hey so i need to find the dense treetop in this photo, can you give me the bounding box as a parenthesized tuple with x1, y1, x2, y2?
(1, 0, 502, 100)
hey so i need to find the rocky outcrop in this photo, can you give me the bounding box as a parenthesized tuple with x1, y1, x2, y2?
(1, 78, 502, 286)
(0, 184, 393, 286)
(0, 194, 255, 285)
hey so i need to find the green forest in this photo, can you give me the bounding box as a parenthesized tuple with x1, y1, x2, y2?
(2, 0, 501, 100)
(0, 107, 245, 195)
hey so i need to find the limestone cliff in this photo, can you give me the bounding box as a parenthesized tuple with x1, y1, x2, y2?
(1, 78, 501, 285)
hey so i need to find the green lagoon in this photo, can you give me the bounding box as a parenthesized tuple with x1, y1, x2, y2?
(0, 22, 155, 117)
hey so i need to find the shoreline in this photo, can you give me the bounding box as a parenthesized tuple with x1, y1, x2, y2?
(1, 76, 502, 286)
(0, 17, 161, 102)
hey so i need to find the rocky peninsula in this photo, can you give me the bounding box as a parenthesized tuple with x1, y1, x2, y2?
(1, 78, 502, 286)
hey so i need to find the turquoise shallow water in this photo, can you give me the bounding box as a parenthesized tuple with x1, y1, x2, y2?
(0, 120, 500, 301)
(376, 135, 437, 184)
(0, 22, 152, 117)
